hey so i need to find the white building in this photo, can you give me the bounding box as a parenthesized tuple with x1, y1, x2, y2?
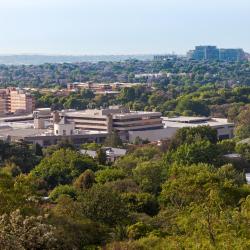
(162, 116, 235, 140)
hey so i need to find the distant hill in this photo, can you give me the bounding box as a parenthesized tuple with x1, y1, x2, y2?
(0, 54, 154, 65)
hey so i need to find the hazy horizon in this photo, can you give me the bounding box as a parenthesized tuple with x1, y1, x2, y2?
(0, 0, 249, 55)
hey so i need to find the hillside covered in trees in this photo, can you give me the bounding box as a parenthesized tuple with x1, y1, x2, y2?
(0, 126, 250, 249)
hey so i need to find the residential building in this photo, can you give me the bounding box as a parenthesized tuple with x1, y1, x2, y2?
(0, 88, 35, 115)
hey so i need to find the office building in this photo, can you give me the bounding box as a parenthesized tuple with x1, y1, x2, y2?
(219, 49, 246, 61)
(162, 116, 234, 140)
(188, 46, 219, 60)
(187, 46, 246, 61)
(60, 106, 163, 140)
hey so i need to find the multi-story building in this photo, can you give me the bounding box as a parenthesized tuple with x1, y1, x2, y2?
(162, 116, 235, 140)
(188, 46, 219, 60)
(8, 89, 35, 114)
(219, 49, 246, 61)
(0, 88, 35, 115)
(187, 46, 246, 61)
(59, 106, 163, 140)
(0, 89, 7, 115)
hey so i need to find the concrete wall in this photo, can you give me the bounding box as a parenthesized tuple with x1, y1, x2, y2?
(129, 127, 178, 142)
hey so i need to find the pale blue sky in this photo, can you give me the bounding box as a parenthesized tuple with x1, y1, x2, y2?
(0, 0, 249, 55)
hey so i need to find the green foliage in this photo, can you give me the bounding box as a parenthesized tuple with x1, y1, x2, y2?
(170, 126, 218, 149)
(81, 142, 102, 151)
(73, 169, 95, 190)
(79, 185, 128, 226)
(160, 163, 248, 208)
(133, 161, 165, 194)
(96, 148, 107, 165)
(95, 168, 126, 184)
(236, 143, 250, 162)
(122, 192, 159, 216)
(176, 97, 210, 116)
(127, 222, 152, 240)
(49, 185, 78, 201)
(166, 139, 221, 166)
(104, 131, 123, 148)
(217, 139, 236, 154)
(30, 149, 97, 189)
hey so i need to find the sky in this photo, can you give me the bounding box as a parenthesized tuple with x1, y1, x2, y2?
(0, 0, 249, 55)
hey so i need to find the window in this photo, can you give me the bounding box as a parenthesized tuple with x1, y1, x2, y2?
(63, 130, 66, 135)
(56, 130, 58, 134)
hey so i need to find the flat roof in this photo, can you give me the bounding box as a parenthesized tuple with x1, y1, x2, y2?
(163, 117, 234, 128)
(162, 116, 210, 123)
(0, 127, 108, 139)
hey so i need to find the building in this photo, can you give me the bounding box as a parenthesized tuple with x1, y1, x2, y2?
(0, 88, 35, 115)
(80, 147, 127, 163)
(0, 114, 107, 147)
(188, 46, 219, 60)
(187, 46, 246, 61)
(60, 106, 163, 140)
(162, 116, 234, 140)
(154, 55, 178, 61)
(219, 49, 246, 61)
(8, 89, 35, 114)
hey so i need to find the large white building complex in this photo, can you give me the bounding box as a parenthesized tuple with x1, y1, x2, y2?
(59, 106, 163, 140)
(0, 106, 235, 147)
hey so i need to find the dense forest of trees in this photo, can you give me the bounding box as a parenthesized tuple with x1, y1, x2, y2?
(0, 59, 249, 87)
(0, 126, 250, 249)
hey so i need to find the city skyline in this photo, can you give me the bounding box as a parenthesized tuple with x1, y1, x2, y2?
(0, 0, 249, 55)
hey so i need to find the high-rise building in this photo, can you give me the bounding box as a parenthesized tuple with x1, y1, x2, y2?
(219, 49, 246, 61)
(187, 46, 246, 61)
(188, 46, 219, 60)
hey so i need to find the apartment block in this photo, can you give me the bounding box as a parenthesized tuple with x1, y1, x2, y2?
(0, 88, 35, 115)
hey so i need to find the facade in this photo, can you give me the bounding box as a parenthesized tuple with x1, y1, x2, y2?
(162, 116, 235, 140)
(188, 46, 246, 61)
(0, 88, 35, 115)
(60, 106, 163, 140)
(8, 89, 35, 114)
(188, 46, 219, 60)
(219, 49, 246, 61)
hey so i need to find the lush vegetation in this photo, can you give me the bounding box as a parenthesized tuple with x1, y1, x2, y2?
(0, 125, 250, 249)
(0, 59, 250, 248)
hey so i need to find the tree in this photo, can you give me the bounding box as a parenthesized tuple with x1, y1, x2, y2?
(104, 131, 123, 148)
(30, 149, 97, 189)
(79, 185, 128, 226)
(121, 192, 159, 216)
(49, 185, 78, 201)
(95, 168, 126, 184)
(73, 169, 95, 190)
(160, 163, 248, 209)
(166, 139, 221, 166)
(97, 148, 107, 165)
(176, 97, 210, 116)
(170, 126, 218, 149)
(0, 210, 64, 250)
(133, 161, 165, 194)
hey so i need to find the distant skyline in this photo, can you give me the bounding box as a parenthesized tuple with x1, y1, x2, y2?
(0, 0, 249, 55)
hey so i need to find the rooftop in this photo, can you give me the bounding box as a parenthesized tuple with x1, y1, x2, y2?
(162, 116, 234, 128)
